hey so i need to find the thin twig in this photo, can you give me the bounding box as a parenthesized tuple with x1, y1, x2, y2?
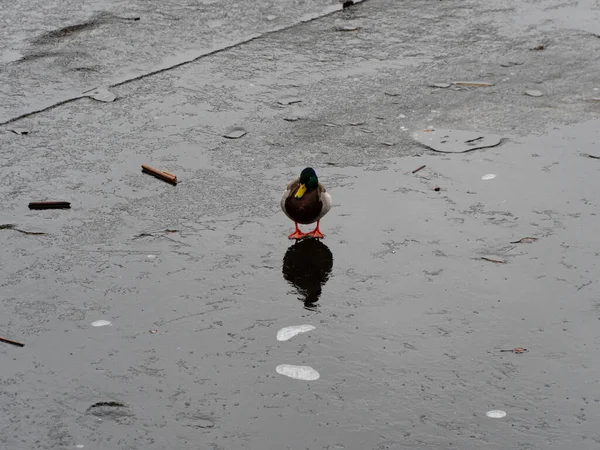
(481, 257, 506, 264)
(0, 336, 25, 347)
(15, 229, 47, 235)
(412, 164, 426, 174)
(500, 347, 527, 353)
(0, 224, 47, 235)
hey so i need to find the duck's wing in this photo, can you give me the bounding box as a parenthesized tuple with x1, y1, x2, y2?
(282, 177, 301, 198)
(286, 177, 301, 192)
(317, 183, 332, 220)
(281, 177, 301, 217)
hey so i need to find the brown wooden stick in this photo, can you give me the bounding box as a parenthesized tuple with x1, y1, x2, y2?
(500, 347, 527, 353)
(0, 336, 24, 347)
(141, 164, 177, 185)
(481, 256, 506, 264)
(28, 201, 71, 210)
(0, 224, 47, 235)
(15, 229, 47, 235)
(412, 164, 426, 174)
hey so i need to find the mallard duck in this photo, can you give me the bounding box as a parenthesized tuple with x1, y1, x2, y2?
(281, 167, 332, 240)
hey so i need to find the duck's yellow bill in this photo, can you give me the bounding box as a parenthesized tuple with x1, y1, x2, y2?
(294, 183, 307, 199)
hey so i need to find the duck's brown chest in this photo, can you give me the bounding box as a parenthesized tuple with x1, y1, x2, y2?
(285, 189, 323, 224)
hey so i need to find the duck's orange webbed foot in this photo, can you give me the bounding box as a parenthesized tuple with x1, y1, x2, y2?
(288, 230, 307, 240)
(288, 223, 307, 240)
(306, 221, 324, 239)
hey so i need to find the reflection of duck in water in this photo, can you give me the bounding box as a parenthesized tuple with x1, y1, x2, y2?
(282, 238, 333, 309)
(281, 167, 332, 240)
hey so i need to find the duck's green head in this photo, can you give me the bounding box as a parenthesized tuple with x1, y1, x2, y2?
(295, 167, 319, 199)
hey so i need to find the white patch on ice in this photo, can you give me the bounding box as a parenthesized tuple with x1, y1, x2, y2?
(276, 364, 320, 381)
(276, 325, 316, 341)
(486, 410, 506, 418)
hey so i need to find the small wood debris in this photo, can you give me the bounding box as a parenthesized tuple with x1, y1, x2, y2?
(0, 336, 25, 347)
(500, 61, 523, 67)
(412, 165, 426, 174)
(28, 201, 71, 210)
(500, 347, 527, 354)
(481, 256, 506, 264)
(141, 164, 177, 185)
(335, 25, 360, 32)
(1, 224, 47, 235)
(133, 229, 181, 240)
(510, 237, 538, 244)
(277, 98, 302, 106)
(452, 81, 495, 87)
